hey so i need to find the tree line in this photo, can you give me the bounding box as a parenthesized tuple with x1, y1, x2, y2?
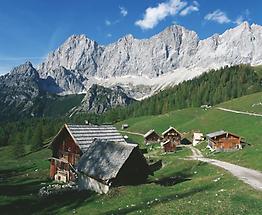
(0, 64, 261, 157)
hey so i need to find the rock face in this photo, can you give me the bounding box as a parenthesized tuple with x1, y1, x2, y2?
(73, 84, 135, 114)
(37, 22, 262, 99)
(0, 62, 43, 119)
(1, 22, 262, 120)
(0, 62, 134, 119)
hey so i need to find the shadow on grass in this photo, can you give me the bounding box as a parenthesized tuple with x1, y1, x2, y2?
(0, 164, 95, 215)
(155, 173, 191, 186)
(0, 186, 95, 215)
(0, 180, 45, 196)
(103, 184, 212, 215)
(0, 166, 36, 183)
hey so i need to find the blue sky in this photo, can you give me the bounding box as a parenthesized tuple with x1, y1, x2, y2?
(0, 0, 261, 74)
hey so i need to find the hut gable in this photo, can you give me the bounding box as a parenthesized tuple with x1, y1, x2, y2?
(206, 130, 242, 152)
(162, 127, 182, 145)
(76, 140, 152, 193)
(144, 129, 161, 144)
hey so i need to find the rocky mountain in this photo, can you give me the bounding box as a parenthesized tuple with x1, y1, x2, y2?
(0, 62, 134, 120)
(70, 84, 135, 115)
(37, 22, 262, 99)
(0, 62, 43, 119)
(1, 21, 262, 121)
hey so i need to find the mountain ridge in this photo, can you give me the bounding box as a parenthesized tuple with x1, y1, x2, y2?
(35, 21, 262, 98)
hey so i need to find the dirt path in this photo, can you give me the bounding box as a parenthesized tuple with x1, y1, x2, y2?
(187, 146, 262, 191)
(120, 130, 144, 137)
(216, 107, 262, 117)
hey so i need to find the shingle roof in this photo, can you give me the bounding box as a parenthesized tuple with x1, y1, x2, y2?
(206, 130, 226, 139)
(66, 124, 126, 152)
(51, 124, 126, 152)
(162, 127, 181, 136)
(76, 139, 138, 182)
(161, 139, 170, 147)
(144, 129, 156, 138)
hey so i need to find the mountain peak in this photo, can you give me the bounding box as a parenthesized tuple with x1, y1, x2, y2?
(37, 22, 262, 99)
(10, 61, 35, 75)
(64, 34, 96, 46)
(118, 34, 135, 43)
(238, 21, 251, 30)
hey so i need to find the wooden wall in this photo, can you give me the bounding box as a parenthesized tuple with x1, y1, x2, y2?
(163, 129, 181, 145)
(50, 128, 81, 182)
(210, 133, 241, 151)
(145, 132, 161, 144)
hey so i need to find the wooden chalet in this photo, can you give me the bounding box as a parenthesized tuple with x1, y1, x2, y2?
(161, 140, 176, 152)
(77, 139, 152, 194)
(162, 127, 182, 145)
(49, 124, 126, 183)
(206, 130, 243, 152)
(144, 129, 161, 145)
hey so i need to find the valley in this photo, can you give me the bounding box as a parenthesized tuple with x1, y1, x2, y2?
(0, 93, 261, 214)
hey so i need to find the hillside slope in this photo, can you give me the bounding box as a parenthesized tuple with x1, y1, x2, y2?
(116, 93, 262, 171)
(101, 65, 262, 123)
(219, 91, 262, 114)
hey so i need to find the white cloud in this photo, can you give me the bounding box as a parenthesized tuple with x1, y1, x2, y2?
(135, 0, 188, 30)
(235, 16, 244, 25)
(120, 6, 128, 17)
(105, 19, 111, 26)
(106, 33, 112, 37)
(204, 9, 231, 24)
(180, 1, 199, 16)
(234, 9, 251, 25)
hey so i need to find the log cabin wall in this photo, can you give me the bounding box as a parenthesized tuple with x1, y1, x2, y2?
(211, 133, 241, 151)
(145, 132, 161, 143)
(50, 159, 56, 178)
(163, 130, 181, 145)
(164, 142, 176, 152)
(57, 134, 81, 165)
(50, 128, 81, 181)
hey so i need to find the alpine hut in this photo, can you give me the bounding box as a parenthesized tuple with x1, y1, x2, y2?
(77, 139, 152, 194)
(49, 124, 126, 183)
(206, 130, 243, 152)
(144, 129, 161, 145)
(161, 140, 176, 152)
(162, 127, 182, 145)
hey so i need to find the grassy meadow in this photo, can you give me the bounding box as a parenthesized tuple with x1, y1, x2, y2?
(219, 91, 262, 114)
(0, 93, 261, 214)
(1, 142, 262, 215)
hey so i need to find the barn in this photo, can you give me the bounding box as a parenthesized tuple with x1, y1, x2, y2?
(162, 127, 182, 145)
(206, 130, 243, 152)
(144, 129, 161, 145)
(49, 124, 126, 183)
(77, 139, 152, 194)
